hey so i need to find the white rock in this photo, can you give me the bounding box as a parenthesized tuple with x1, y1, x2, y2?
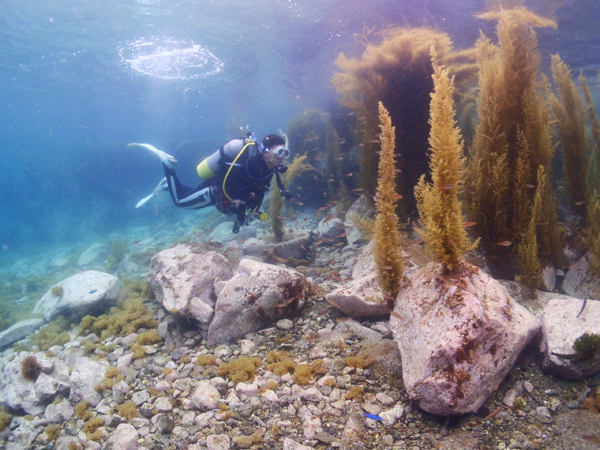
(146, 245, 233, 326)
(375, 392, 395, 406)
(191, 381, 221, 411)
(33, 271, 122, 322)
(113, 423, 138, 450)
(235, 382, 258, 398)
(276, 319, 294, 330)
(68, 357, 105, 407)
(207, 434, 231, 450)
(563, 253, 600, 299)
(379, 404, 404, 427)
(282, 438, 314, 450)
(540, 298, 600, 380)
(78, 243, 110, 266)
(0, 318, 46, 350)
(240, 340, 256, 355)
(390, 261, 540, 416)
(301, 387, 323, 403)
(154, 396, 173, 412)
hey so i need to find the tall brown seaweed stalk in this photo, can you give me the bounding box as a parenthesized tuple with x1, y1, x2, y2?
(465, 7, 563, 269)
(373, 102, 404, 297)
(579, 73, 600, 193)
(516, 165, 546, 291)
(550, 54, 589, 216)
(269, 155, 315, 242)
(415, 52, 477, 271)
(332, 27, 474, 209)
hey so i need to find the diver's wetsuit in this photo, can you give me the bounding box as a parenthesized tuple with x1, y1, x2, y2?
(163, 139, 276, 225)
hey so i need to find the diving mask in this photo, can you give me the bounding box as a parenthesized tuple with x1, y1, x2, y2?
(271, 146, 290, 158)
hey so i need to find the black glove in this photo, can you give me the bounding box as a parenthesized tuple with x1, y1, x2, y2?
(232, 221, 240, 234)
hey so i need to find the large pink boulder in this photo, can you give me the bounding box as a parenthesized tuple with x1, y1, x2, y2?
(390, 261, 540, 416)
(207, 259, 313, 345)
(146, 245, 234, 326)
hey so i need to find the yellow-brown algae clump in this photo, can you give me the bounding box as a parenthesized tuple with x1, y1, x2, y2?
(415, 52, 477, 271)
(373, 102, 404, 297)
(217, 356, 262, 384)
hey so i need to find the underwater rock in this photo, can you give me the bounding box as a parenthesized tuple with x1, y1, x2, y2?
(273, 234, 313, 261)
(114, 259, 141, 279)
(345, 195, 376, 246)
(207, 259, 312, 345)
(541, 264, 556, 292)
(78, 243, 110, 266)
(316, 217, 347, 246)
(111, 423, 139, 450)
(0, 318, 46, 350)
(352, 240, 377, 279)
(68, 356, 106, 407)
(0, 352, 69, 415)
(540, 298, 600, 380)
(390, 261, 540, 416)
(33, 271, 122, 322)
(325, 275, 389, 317)
(562, 253, 600, 299)
(146, 245, 234, 326)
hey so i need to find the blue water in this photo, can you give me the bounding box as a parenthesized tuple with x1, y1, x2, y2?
(0, 0, 598, 262)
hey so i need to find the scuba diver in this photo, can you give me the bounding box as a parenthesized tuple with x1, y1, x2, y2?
(129, 134, 291, 234)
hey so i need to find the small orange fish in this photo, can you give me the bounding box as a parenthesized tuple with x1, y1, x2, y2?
(394, 194, 402, 201)
(390, 311, 404, 320)
(300, 244, 306, 250)
(316, 239, 325, 245)
(302, 218, 308, 222)
(347, 112, 354, 116)
(336, 232, 348, 238)
(274, 255, 286, 262)
(335, 156, 344, 161)
(132, 240, 140, 245)
(327, 178, 334, 182)
(331, 272, 342, 281)
(323, 192, 328, 197)
(353, 188, 364, 192)
(296, 186, 303, 190)
(497, 241, 512, 247)
(463, 222, 476, 227)
(440, 184, 455, 190)
(304, 136, 319, 142)
(313, 174, 318, 180)
(339, 139, 345, 145)
(327, 299, 341, 308)
(346, 173, 353, 177)
(575, 201, 586, 206)
(314, 155, 323, 161)
(336, 317, 351, 322)
(296, 201, 304, 205)
(525, 184, 535, 189)
(358, 143, 364, 147)
(329, 258, 336, 265)
(380, 265, 393, 270)
(333, 242, 344, 247)
(370, 139, 380, 143)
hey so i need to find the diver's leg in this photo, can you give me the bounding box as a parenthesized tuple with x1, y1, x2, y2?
(128, 143, 178, 168)
(163, 166, 214, 209)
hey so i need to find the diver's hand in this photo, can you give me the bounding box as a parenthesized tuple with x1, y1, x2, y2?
(232, 221, 240, 234)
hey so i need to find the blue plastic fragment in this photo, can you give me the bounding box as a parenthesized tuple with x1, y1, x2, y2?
(89, 289, 97, 294)
(365, 413, 382, 421)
